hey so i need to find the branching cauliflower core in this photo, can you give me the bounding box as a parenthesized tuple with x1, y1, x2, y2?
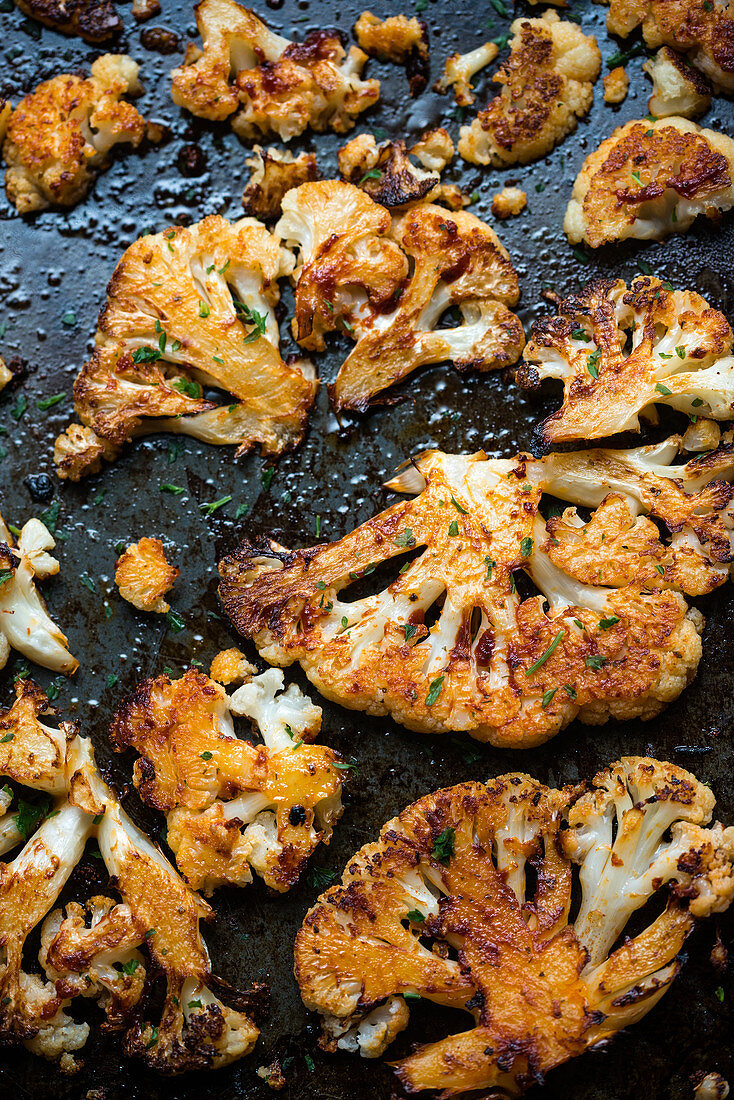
(276, 180, 523, 411)
(458, 12, 601, 167)
(353, 11, 429, 96)
(218, 435, 734, 748)
(0, 681, 261, 1074)
(564, 116, 734, 246)
(520, 275, 734, 444)
(110, 666, 345, 894)
(294, 759, 734, 1096)
(115, 537, 179, 613)
(643, 46, 713, 117)
(55, 215, 316, 480)
(171, 0, 380, 141)
(3, 55, 150, 214)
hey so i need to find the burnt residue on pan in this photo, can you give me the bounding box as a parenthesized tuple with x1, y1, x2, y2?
(0, 0, 733, 1097)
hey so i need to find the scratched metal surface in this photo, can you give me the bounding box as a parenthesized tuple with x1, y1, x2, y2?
(0, 0, 733, 1095)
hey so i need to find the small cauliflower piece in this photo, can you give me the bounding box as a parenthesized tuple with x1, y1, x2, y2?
(171, 0, 380, 141)
(643, 46, 713, 118)
(2, 55, 151, 214)
(491, 185, 527, 217)
(338, 133, 442, 207)
(603, 65, 629, 102)
(115, 537, 179, 614)
(242, 146, 319, 221)
(564, 116, 734, 246)
(12, 0, 121, 40)
(353, 11, 429, 95)
(210, 647, 256, 685)
(695, 1074, 730, 1100)
(410, 127, 455, 172)
(520, 275, 734, 443)
(458, 12, 601, 166)
(435, 42, 498, 106)
(295, 760, 734, 1096)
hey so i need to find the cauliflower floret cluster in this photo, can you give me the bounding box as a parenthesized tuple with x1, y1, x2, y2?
(241, 146, 319, 221)
(435, 42, 498, 106)
(12, 0, 122, 41)
(115, 537, 179, 614)
(54, 215, 316, 480)
(294, 758, 734, 1096)
(276, 180, 523, 411)
(109, 666, 345, 895)
(458, 12, 601, 167)
(353, 11, 429, 96)
(564, 116, 734, 247)
(520, 275, 734, 444)
(2, 55, 151, 214)
(337, 130, 460, 209)
(643, 46, 713, 117)
(0, 509, 76, 674)
(218, 436, 734, 748)
(171, 0, 380, 141)
(0, 681, 261, 1074)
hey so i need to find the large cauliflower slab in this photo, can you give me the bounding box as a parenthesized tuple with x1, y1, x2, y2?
(458, 11, 601, 167)
(12, 0, 121, 41)
(520, 275, 734, 444)
(295, 759, 734, 1095)
(564, 116, 734, 247)
(276, 180, 523, 412)
(2, 55, 149, 214)
(171, 0, 379, 141)
(109, 666, 345, 895)
(55, 215, 316, 479)
(0, 680, 262, 1074)
(218, 437, 734, 748)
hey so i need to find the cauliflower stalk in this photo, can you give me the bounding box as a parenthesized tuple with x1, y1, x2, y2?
(294, 759, 734, 1097)
(218, 435, 734, 748)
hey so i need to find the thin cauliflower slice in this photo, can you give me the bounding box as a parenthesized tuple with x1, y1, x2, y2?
(115, 537, 179, 614)
(3, 55, 150, 214)
(564, 116, 734, 247)
(0, 686, 262, 1074)
(55, 215, 316, 480)
(171, 0, 380, 141)
(520, 275, 734, 445)
(241, 146, 319, 221)
(109, 666, 345, 895)
(218, 436, 734, 748)
(458, 12, 601, 167)
(435, 42, 499, 106)
(12, 0, 121, 41)
(295, 759, 734, 1096)
(353, 11, 429, 96)
(276, 180, 523, 412)
(643, 46, 713, 117)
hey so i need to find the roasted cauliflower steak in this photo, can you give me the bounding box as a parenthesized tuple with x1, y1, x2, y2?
(218, 436, 734, 748)
(564, 116, 734, 247)
(294, 759, 734, 1096)
(2, 55, 151, 214)
(12, 0, 122, 41)
(109, 666, 345, 895)
(54, 215, 316, 479)
(171, 0, 380, 141)
(520, 275, 734, 445)
(276, 180, 523, 412)
(458, 11, 601, 167)
(0, 680, 262, 1074)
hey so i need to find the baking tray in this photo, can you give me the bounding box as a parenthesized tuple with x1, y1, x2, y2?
(0, 0, 733, 1095)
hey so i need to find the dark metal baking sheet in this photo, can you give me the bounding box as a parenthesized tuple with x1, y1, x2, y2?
(0, 0, 733, 1094)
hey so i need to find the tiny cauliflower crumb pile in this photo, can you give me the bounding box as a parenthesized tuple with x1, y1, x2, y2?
(218, 437, 734, 748)
(294, 759, 734, 1096)
(109, 662, 345, 895)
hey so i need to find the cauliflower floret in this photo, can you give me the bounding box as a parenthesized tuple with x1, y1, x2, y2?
(338, 133, 441, 207)
(110, 667, 344, 894)
(409, 127, 455, 172)
(603, 64, 629, 102)
(644, 46, 713, 116)
(241, 146, 319, 221)
(171, 0, 380, 140)
(458, 12, 601, 166)
(491, 186, 527, 217)
(2, 55, 152, 214)
(56, 215, 316, 479)
(0, 679, 74, 793)
(210, 647, 257, 685)
(564, 116, 734, 246)
(12, 0, 121, 41)
(115, 537, 179, 614)
(295, 762, 734, 1096)
(219, 435, 734, 748)
(435, 42, 498, 106)
(520, 275, 734, 444)
(353, 11, 429, 95)
(276, 180, 523, 411)
(53, 423, 117, 481)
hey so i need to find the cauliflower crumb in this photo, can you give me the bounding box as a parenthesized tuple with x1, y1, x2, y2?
(256, 1059, 287, 1089)
(603, 65, 629, 102)
(435, 42, 498, 106)
(491, 186, 527, 217)
(115, 537, 179, 614)
(643, 46, 713, 119)
(353, 11, 429, 95)
(242, 146, 319, 221)
(210, 647, 257, 685)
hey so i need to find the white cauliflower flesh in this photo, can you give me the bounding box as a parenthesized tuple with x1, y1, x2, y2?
(458, 12, 601, 167)
(643, 46, 713, 117)
(218, 435, 734, 748)
(294, 760, 734, 1097)
(110, 666, 345, 895)
(520, 275, 734, 444)
(0, 510, 77, 673)
(435, 42, 498, 106)
(171, 0, 379, 141)
(564, 116, 734, 247)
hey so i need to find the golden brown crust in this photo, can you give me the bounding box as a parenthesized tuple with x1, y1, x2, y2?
(491, 186, 527, 218)
(603, 65, 629, 102)
(353, 11, 429, 95)
(241, 147, 319, 220)
(115, 538, 179, 614)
